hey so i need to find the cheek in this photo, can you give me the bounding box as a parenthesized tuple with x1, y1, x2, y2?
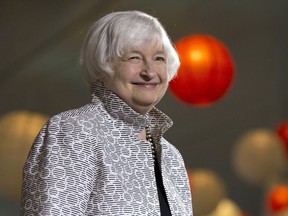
(159, 68, 169, 82)
(161, 82, 169, 93)
(118, 65, 139, 81)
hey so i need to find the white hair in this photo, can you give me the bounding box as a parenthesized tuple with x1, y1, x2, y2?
(80, 10, 180, 85)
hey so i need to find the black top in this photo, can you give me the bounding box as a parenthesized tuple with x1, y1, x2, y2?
(155, 161, 172, 216)
(146, 124, 172, 215)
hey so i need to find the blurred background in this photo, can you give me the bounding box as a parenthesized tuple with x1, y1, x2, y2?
(1, 0, 288, 215)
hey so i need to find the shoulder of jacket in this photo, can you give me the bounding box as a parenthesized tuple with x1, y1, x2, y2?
(48, 103, 99, 123)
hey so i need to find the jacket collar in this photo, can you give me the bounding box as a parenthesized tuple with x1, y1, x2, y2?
(90, 81, 173, 135)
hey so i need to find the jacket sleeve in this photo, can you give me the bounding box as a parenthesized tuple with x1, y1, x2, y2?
(20, 115, 96, 216)
(161, 139, 193, 216)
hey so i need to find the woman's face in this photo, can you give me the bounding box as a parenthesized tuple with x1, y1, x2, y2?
(103, 41, 169, 115)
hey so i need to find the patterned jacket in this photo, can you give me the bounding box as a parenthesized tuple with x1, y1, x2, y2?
(21, 82, 193, 216)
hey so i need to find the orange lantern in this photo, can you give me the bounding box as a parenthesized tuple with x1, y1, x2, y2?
(276, 121, 288, 156)
(266, 184, 288, 213)
(232, 129, 286, 185)
(190, 169, 227, 215)
(169, 35, 235, 106)
(0, 111, 48, 200)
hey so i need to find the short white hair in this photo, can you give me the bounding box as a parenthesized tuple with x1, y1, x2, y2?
(80, 10, 180, 85)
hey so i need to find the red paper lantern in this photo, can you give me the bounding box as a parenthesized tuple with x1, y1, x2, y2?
(276, 121, 288, 156)
(266, 184, 288, 213)
(169, 35, 235, 106)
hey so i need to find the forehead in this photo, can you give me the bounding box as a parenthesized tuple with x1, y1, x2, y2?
(123, 39, 166, 55)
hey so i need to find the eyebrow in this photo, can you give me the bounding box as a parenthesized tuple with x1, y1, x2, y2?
(125, 49, 165, 55)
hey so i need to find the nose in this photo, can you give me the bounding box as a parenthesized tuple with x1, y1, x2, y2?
(140, 60, 156, 80)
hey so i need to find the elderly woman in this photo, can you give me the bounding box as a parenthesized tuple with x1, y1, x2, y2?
(21, 11, 193, 216)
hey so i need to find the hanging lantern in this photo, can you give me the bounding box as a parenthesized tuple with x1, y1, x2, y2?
(266, 184, 288, 214)
(276, 121, 288, 157)
(232, 129, 286, 185)
(207, 199, 242, 216)
(0, 111, 48, 200)
(169, 34, 235, 106)
(190, 169, 227, 215)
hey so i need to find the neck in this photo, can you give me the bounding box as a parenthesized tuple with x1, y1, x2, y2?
(138, 128, 146, 140)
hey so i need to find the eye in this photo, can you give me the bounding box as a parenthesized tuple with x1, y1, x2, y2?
(120, 52, 142, 62)
(155, 56, 166, 62)
(129, 56, 141, 60)
(126, 55, 142, 64)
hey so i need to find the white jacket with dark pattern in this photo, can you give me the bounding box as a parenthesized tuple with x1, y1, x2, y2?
(21, 82, 193, 216)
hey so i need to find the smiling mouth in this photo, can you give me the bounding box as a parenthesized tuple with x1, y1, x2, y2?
(133, 82, 158, 87)
(133, 82, 158, 85)
(132, 82, 159, 90)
